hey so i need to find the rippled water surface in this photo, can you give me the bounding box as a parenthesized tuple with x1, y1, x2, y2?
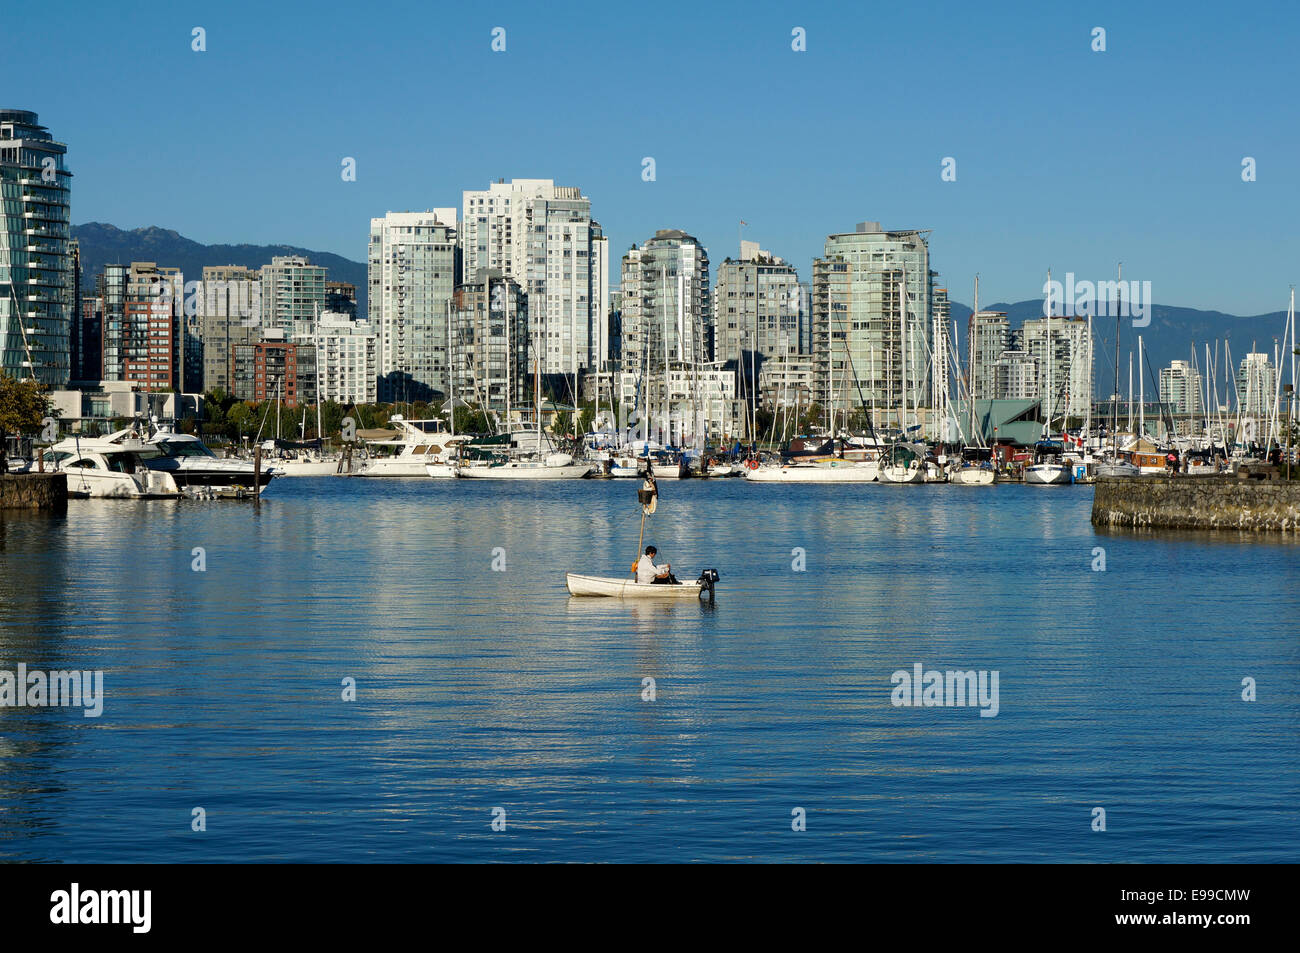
(1, 477, 1296, 862)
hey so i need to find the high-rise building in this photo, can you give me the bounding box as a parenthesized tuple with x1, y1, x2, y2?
(325, 281, 358, 318)
(968, 311, 1009, 400)
(232, 329, 316, 407)
(118, 262, 184, 392)
(0, 109, 73, 386)
(619, 229, 712, 377)
(1021, 316, 1094, 422)
(314, 311, 376, 405)
(459, 179, 605, 387)
(931, 286, 951, 420)
(368, 210, 459, 403)
(712, 240, 804, 366)
(993, 330, 1038, 401)
(259, 255, 326, 339)
(811, 222, 935, 420)
(1237, 352, 1275, 418)
(199, 265, 261, 395)
(98, 264, 127, 382)
(78, 295, 102, 383)
(1159, 359, 1204, 418)
(451, 269, 528, 417)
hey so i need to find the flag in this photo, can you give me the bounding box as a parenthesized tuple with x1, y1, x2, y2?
(739, 220, 747, 226)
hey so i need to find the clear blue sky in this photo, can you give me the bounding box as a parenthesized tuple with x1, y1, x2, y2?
(7, 0, 1297, 313)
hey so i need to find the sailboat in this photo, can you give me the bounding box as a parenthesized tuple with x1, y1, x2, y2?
(1025, 269, 1072, 485)
(457, 329, 591, 479)
(1095, 264, 1139, 478)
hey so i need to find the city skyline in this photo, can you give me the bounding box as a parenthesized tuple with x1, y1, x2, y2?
(2, 1, 1297, 316)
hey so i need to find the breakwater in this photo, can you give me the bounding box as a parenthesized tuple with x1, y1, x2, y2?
(1092, 473, 1300, 532)
(0, 472, 68, 512)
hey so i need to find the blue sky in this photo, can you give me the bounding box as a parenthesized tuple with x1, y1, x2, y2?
(6, 0, 1297, 313)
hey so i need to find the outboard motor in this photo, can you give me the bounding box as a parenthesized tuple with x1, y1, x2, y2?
(696, 568, 720, 602)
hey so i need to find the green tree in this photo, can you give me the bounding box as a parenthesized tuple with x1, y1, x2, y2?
(0, 374, 49, 473)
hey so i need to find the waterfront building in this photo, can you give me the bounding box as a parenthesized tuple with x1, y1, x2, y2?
(314, 310, 376, 405)
(259, 255, 326, 339)
(665, 361, 743, 442)
(759, 353, 815, 410)
(931, 286, 951, 424)
(199, 265, 260, 395)
(1237, 352, 1275, 419)
(232, 328, 316, 407)
(459, 179, 606, 388)
(0, 109, 73, 386)
(1159, 359, 1204, 418)
(368, 210, 459, 403)
(993, 332, 1039, 401)
(1021, 315, 1094, 422)
(713, 240, 805, 364)
(968, 311, 1010, 401)
(77, 294, 101, 383)
(118, 262, 184, 392)
(620, 229, 712, 378)
(811, 222, 936, 422)
(451, 269, 528, 418)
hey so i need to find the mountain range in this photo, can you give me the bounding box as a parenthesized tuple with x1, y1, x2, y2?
(71, 223, 1293, 394)
(71, 223, 369, 315)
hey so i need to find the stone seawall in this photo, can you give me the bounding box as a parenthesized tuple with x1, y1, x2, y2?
(0, 473, 68, 512)
(1092, 475, 1300, 532)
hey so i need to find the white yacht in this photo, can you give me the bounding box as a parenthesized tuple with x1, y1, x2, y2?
(33, 434, 180, 499)
(146, 430, 273, 494)
(352, 416, 465, 478)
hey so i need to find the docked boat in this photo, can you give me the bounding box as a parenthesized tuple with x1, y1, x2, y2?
(877, 443, 926, 484)
(565, 572, 716, 598)
(950, 447, 995, 485)
(33, 433, 180, 498)
(457, 452, 591, 479)
(145, 429, 273, 494)
(744, 459, 878, 482)
(352, 415, 464, 477)
(1024, 441, 1072, 485)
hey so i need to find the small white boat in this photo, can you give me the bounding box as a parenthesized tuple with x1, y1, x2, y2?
(745, 461, 877, 483)
(565, 571, 715, 598)
(458, 454, 592, 480)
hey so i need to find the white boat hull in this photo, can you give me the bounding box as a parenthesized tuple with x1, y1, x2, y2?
(353, 460, 442, 478)
(458, 463, 592, 479)
(878, 464, 924, 484)
(270, 459, 340, 476)
(1025, 464, 1072, 485)
(950, 467, 995, 485)
(566, 573, 705, 598)
(745, 462, 878, 483)
(424, 463, 458, 479)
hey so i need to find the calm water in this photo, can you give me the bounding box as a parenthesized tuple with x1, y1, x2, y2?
(1, 477, 1296, 862)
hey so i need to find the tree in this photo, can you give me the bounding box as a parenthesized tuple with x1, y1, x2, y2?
(0, 374, 48, 473)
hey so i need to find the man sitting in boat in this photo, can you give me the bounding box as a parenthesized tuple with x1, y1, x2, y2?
(635, 545, 677, 585)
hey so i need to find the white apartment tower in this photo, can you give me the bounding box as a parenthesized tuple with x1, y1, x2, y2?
(368, 210, 459, 402)
(459, 179, 606, 387)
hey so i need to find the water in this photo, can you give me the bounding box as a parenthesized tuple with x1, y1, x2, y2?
(1, 478, 1296, 862)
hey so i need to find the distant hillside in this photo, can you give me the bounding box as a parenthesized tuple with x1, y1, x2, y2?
(71, 223, 367, 316)
(950, 300, 1292, 394)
